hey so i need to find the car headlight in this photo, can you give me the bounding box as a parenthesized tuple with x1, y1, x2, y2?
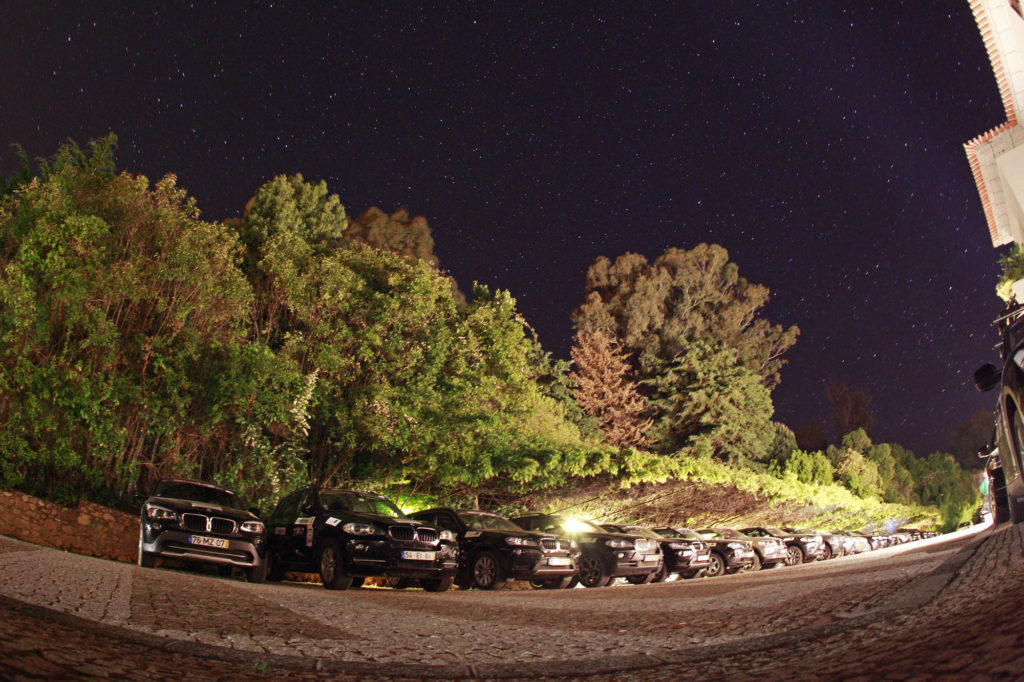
(505, 536, 538, 546)
(240, 520, 264, 534)
(342, 522, 378, 536)
(727, 542, 745, 549)
(605, 538, 633, 549)
(439, 530, 456, 542)
(569, 539, 579, 551)
(145, 504, 177, 521)
(668, 542, 688, 550)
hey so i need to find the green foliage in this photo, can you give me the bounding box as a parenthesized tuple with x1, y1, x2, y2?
(783, 449, 834, 486)
(572, 244, 799, 387)
(645, 344, 775, 462)
(996, 243, 1024, 302)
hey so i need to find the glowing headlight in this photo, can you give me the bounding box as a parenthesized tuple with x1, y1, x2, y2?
(569, 539, 579, 551)
(145, 504, 177, 521)
(668, 542, 688, 550)
(561, 518, 592, 533)
(727, 542, 745, 549)
(342, 522, 377, 536)
(505, 536, 538, 546)
(240, 520, 264, 534)
(439, 530, 456, 542)
(605, 538, 633, 549)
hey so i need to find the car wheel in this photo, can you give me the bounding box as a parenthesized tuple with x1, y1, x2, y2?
(706, 552, 726, 578)
(421, 576, 454, 592)
(247, 560, 267, 584)
(786, 545, 805, 566)
(137, 526, 157, 568)
(820, 543, 833, 561)
(318, 539, 353, 590)
(578, 552, 611, 588)
(265, 552, 286, 582)
(745, 552, 762, 572)
(650, 563, 669, 583)
(471, 552, 508, 590)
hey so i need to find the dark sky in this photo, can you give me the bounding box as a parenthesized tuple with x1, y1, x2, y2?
(0, 2, 1010, 456)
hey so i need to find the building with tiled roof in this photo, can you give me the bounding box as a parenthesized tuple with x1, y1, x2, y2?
(964, 0, 1024, 246)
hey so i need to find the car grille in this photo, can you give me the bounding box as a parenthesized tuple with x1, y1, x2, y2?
(181, 513, 236, 534)
(541, 537, 568, 552)
(388, 525, 438, 543)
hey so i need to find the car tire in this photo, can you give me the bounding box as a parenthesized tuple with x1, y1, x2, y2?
(421, 576, 454, 592)
(650, 563, 669, 583)
(706, 552, 726, 578)
(747, 552, 762, 571)
(820, 543, 833, 561)
(471, 552, 508, 590)
(318, 539, 353, 590)
(578, 552, 611, 588)
(786, 545, 805, 566)
(247, 560, 267, 584)
(265, 552, 286, 582)
(137, 527, 157, 568)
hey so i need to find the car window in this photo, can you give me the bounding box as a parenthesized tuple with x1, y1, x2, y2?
(457, 512, 520, 531)
(155, 482, 238, 508)
(269, 491, 303, 524)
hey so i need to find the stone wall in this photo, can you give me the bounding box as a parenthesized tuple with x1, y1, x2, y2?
(0, 490, 137, 563)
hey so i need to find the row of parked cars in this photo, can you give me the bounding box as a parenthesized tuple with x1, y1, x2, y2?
(136, 479, 937, 591)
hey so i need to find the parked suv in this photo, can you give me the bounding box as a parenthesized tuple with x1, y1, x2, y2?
(649, 527, 714, 579)
(693, 529, 757, 576)
(707, 527, 787, 571)
(740, 526, 822, 566)
(411, 508, 578, 589)
(137, 479, 267, 582)
(512, 513, 662, 588)
(603, 524, 711, 582)
(265, 487, 458, 591)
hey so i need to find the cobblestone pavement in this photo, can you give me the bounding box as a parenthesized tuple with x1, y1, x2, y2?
(1, 524, 1022, 680)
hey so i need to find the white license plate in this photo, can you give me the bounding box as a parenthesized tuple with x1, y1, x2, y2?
(189, 535, 228, 549)
(642, 555, 659, 562)
(547, 556, 571, 566)
(401, 550, 435, 561)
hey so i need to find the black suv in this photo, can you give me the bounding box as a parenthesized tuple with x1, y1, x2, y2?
(740, 526, 822, 566)
(975, 303, 1024, 523)
(603, 524, 711, 582)
(137, 479, 267, 583)
(410, 508, 578, 589)
(265, 487, 458, 591)
(690, 528, 756, 577)
(512, 513, 662, 588)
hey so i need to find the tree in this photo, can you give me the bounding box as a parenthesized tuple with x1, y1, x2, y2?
(826, 380, 873, 439)
(795, 419, 829, 452)
(947, 408, 994, 471)
(0, 137, 307, 507)
(347, 207, 438, 268)
(572, 244, 799, 388)
(568, 330, 652, 449)
(645, 344, 775, 462)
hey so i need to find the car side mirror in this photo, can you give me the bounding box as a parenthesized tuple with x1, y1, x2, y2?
(974, 363, 1001, 392)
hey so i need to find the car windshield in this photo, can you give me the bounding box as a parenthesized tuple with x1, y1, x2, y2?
(154, 482, 238, 508)
(698, 529, 722, 540)
(609, 526, 660, 539)
(457, 512, 522, 531)
(320, 491, 405, 517)
(673, 528, 703, 540)
(764, 527, 786, 536)
(712, 528, 742, 539)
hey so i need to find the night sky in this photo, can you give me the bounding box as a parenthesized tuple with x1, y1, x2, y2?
(0, 2, 1010, 457)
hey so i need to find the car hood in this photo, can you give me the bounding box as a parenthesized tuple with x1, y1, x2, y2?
(147, 496, 258, 522)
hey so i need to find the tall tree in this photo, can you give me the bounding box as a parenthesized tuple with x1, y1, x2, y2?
(572, 244, 798, 388)
(826, 379, 873, 439)
(568, 330, 652, 450)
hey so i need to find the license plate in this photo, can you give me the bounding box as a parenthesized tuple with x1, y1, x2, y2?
(642, 555, 659, 562)
(401, 550, 435, 561)
(547, 556, 571, 566)
(189, 535, 228, 549)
